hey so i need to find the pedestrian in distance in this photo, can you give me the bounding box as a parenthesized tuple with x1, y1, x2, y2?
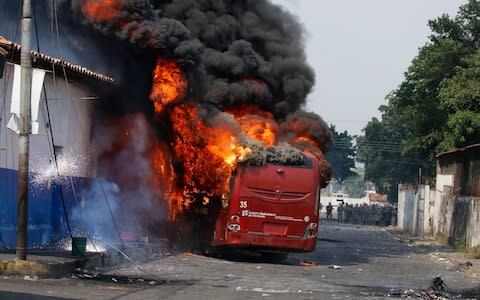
(326, 202, 333, 222)
(337, 203, 344, 223)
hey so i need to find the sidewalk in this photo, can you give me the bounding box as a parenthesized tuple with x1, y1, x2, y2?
(0, 242, 161, 278)
(385, 226, 480, 279)
(0, 250, 99, 278)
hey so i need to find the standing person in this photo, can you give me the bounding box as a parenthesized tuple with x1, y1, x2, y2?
(326, 202, 333, 222)
(344, 204, 351, 223)
(337, 203, 344, 223)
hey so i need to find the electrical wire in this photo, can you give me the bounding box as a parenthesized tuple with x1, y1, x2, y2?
(41, 86, 74, 240)
(51, 0, 99, 252)
(98, 180, 127, 254)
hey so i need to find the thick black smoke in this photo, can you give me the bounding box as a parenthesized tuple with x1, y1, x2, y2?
(63, 0, 315, 118)
(279, 111, 333, 153)
(161, 0, 314, 116)
(64, 0, 332, 186)
(1, 0, 317, 118)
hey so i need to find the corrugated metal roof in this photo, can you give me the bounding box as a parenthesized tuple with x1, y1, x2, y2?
(436, 143, 480, 158)
(0, 36, 115, 84)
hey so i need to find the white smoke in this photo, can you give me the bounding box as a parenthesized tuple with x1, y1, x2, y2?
(70, 179, 122, 247)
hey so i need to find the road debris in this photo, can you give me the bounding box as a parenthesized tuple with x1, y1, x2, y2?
(184, 252, 202, 257)
(24, 275, 38, 281)
(224, 274, 238, 281)
(328, 264, 342, 269)
(300, 260, 319, 266)
(429, 276, 447, 292)
(252, 288, 289, 293)
(463, 261, 473, 267)
(393, 288, 452, 299)
(437, 257, 447, 261)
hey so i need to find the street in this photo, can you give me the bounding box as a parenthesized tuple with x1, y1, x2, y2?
(1, 223, 480, 299)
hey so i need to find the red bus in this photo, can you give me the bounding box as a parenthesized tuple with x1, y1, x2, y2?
(210, 152, 321, 255)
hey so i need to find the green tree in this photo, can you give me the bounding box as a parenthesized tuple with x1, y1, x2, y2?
(356, 118, 423, 202)
(393, 0, 480, 160)
(439, 49, 480, 149)
(325, 125, 356, 183)
(342, 173, 366, 198)
(357, 0, 480, 201)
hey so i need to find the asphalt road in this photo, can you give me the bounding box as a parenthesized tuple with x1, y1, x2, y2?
(1, 223, 480, 299)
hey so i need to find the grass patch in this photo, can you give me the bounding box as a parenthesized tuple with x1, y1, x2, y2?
(467, 247, 480, 259)
(452, 235, 480, 259)
(435, 234, 448, 246)
(453, 235, 467, 252)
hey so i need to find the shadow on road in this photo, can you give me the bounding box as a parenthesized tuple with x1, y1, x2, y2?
(151, 222, 455, 269)
(288, 222, 454, 267)
(0, 291, 74, 300)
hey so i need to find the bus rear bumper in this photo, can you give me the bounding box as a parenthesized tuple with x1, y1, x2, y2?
(214, 231, 317, 252)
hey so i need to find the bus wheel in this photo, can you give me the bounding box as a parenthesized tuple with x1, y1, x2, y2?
(260, 252, 288, 262)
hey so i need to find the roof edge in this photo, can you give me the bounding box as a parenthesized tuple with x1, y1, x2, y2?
(437, 143, 480, 158)
(0, 36, 115, 84)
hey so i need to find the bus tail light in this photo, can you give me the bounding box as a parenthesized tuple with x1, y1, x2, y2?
(227, 224, 241, 231)
(302, 222, 318, 239)
(227, 215, 241, 231)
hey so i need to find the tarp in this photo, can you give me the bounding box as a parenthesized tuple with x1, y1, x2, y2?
(7, 64, 45, 134)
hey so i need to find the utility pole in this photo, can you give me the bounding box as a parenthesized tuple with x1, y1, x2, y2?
(16, 0, 33, 260)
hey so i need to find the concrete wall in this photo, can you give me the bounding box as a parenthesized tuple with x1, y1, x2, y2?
(441, 196, 480, 249)
(397, 145, 480, 248)
(397, 186, 405, 232)
(467, 198, 480, 248)
(449, 197, 470, 245)
(397, 184, 434, 236)
(398, 182, 480, 249)
(423, 186, 435, 235)
(433, 186, 456, 242)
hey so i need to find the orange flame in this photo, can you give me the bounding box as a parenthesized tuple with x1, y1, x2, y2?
(150, 100, 251, 219)
(150, 58, 188, 113)
(170, 104, 250, 204)
(227, 105, 278, 147)
(81, 0, 121, 23)
(294, 136, 322, 149)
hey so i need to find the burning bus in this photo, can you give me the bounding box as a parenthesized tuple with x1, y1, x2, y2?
(211, 151, 321, 254)
(166, 147, 323, 257)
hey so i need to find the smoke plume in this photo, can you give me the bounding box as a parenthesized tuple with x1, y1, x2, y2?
(72, 0, 331, 223)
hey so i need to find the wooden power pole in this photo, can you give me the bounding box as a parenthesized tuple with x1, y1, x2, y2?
(16, 0, 33, 260)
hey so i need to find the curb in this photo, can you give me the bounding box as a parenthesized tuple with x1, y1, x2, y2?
(0, 257, 81, 278)
(0, 244, 157, 278)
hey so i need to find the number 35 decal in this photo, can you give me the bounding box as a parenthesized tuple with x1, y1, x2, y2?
(240, 201, 248, 208)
